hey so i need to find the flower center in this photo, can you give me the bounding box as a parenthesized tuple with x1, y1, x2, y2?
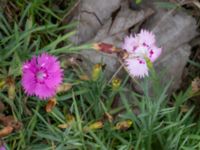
(37, 71, 45, 79)
(134, 46, 148, 57)
(36, 70, 48, 83)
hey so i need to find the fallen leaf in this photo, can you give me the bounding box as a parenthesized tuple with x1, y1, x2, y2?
(57, 83, 73, 93)
(0, 102, 5, 113)
(114, 120, 133, 130)
(45, 97, 57, 113)
(58, 114, 75, 129)
(58, 123, 70, 129)
(84, 121, 104, 132)
(180, 105, 189, 113)
(191, 77, 200, 94)
(0, 115, 13, 126)
(0, 126, 13, 138)
(0, 115, 22, 131)
(79, 74, 90, 81)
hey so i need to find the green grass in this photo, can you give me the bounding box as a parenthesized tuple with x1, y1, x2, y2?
(1, 0, 200, 150)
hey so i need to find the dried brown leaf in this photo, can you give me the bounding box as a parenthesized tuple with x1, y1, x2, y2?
(58, 123, 70, 129)
(57, 83, 72, 93)
(192, 77, 200, 94)
(0, 115, 22, 131)
(79, 74, 90, 81)
(114, 120, 133, 130)
(84, 121, 104, 132)
(180, 105, 189, 113)
(0, 102, 5, 113)
(0, 126, 13, 138)
(45, 97, 57, 113)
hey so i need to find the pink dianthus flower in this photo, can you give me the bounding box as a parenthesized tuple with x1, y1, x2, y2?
(22, 53, 63, 100)
(122, 29, 162, 78)
(0, 145, 6, 150)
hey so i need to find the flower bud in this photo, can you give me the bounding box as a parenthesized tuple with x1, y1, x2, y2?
(66, 114, 75, 123)
(92, 64, 102, 81)
(0, 80, 5, 90)
(84, 121, 103, 132)
(92, 43, 119, 54)
(8, 83, 15, 100)
(112, 78, 121, 91)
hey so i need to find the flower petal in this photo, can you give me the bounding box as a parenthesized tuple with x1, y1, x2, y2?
(45, 71, 63, 88)
(125, 57, 148, 78)
(0, 145, 6, 150)
(122, 35, 139, 53)
(148, 46, 162, 62)
(35, 83, 56, 100)
(21, 71, 36, 96)
(37, 53, 60, 73)
(138, 29, 155, 46)
(22, 57, 37, 74)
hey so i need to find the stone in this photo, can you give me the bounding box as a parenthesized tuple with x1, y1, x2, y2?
(144, 9, 197, 58)
(155, 44, 191, 93)
(71, 0, 121, 44)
